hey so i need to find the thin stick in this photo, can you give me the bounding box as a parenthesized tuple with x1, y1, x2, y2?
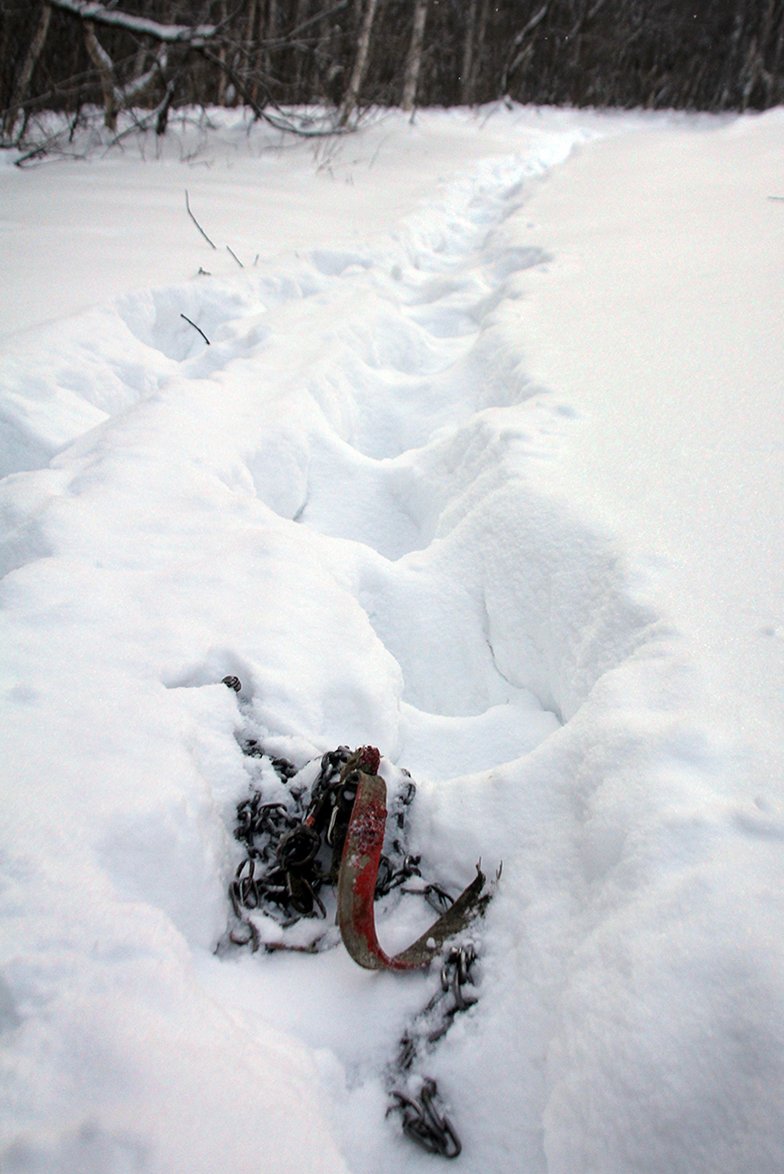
(180, 313, 210, 344)
(226, 244, 244, 268)
(185, 189, 216, 249)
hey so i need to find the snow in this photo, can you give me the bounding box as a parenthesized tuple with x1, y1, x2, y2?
(1, 104, 783, 1172)
(529, 122, 784, 794)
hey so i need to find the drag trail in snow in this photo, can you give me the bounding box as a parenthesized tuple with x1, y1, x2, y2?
(1, 109, 782, 1173)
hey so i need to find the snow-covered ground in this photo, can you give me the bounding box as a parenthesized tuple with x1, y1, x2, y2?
(1, 105, 783, 1173)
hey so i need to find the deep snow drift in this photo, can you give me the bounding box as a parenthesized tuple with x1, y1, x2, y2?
(1, 106, 783, 1173)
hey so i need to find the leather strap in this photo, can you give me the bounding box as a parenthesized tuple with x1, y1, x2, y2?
(337, 770, 488, 970)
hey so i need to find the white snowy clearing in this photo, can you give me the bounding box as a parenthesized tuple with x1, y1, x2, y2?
(1, 105, 783, 1173)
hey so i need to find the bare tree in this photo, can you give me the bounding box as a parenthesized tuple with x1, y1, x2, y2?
(2, 0, 783, 159)
(401, 0, 428, 113)
(501, 3, 550, 97)
(2, 2, 52, 142)
(82, 20, 117, 127)
(459, 0, 477, 104)
(337, 0, 380, 126)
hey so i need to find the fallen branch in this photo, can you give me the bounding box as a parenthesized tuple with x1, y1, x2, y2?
(47, 0, 218, 45)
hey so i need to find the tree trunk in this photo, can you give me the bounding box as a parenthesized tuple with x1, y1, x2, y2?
(401, 0, 428, 113)
(290, 0, 311, 94)
(155, 78, 176, 135)
(248, 0, 264, 106)
(244, 0, 259, 48)
(501, 3, 549, 98)
(264, 0, 279, 81)
(3, 2, 52, 141)
(465, 0, 490, 103)
(338, 0, 379, 126)
(82, 20, 117, 130)
(215, 0, 229, 105)
(459, 0, 478, 104)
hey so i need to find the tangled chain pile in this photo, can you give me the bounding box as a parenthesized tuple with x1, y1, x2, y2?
(223, 727, 489, 1158)
(226, 742, 439, 953)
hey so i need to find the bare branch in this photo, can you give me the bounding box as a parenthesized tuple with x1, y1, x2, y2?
(120, 46, 168, 106)
(502, 3, 550, 94)
(47, 0, 218, 45)
(264, 1, 349, 49)
(185, 190, 217, 250)
(180, 314, 210, 345)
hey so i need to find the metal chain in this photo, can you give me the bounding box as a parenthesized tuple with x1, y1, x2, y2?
(228, 747, 343, 946)
(227, 742, 423, 952)
(386, 943, 479, 1160)
(220, 687, 484, 1161)
(389, 1078, 463, 1160)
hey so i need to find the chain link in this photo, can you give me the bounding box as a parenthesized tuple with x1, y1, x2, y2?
(386, 942, 479, 1159)
(389, 1078, 462, 1160)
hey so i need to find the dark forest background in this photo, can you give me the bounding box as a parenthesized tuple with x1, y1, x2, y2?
(2, 1, 783, 148)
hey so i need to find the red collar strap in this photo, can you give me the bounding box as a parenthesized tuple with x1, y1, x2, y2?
(337, 766, 490, 970)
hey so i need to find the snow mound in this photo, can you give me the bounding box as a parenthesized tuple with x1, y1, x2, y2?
(1, 108, 782, 1172)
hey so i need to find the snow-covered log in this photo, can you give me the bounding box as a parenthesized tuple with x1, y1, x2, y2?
(48, 0, 218, 45)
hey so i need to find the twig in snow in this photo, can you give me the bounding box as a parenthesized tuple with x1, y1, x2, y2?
(226, 244, 244, 268)
(180, 313, 210, 344)
(185, 189, 216, 249)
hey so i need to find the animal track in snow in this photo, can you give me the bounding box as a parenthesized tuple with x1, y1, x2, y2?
(236, 153, 579, 770)
(0, 137, 645, 785)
